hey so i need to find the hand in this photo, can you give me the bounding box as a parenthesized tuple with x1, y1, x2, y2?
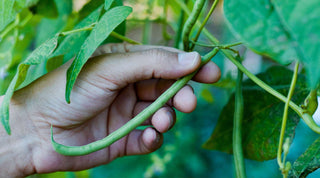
(0, 44, 220, 176)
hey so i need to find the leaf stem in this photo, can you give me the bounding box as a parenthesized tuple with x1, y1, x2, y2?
(277, 62, 299, 177)
(175, 0, 320, 134)
(233, 56, 246, 178)
(110, 32, 142, 45)
(52, 48, 220, 156)
(60, 24, 95, 36)
(190, 0, 219, 50)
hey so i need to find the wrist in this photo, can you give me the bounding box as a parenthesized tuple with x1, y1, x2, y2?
(0, 95, 37, 177)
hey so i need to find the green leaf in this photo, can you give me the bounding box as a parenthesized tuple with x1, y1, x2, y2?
(0, 0, 15, 32)
(52, 5, 103, 59)
(0, 35, 59, 134)
(78, 0, 105, 21)
(223, 0, 298, 65)
(0, 0, 39, 32)
(203, 66, 308, 161)
(224, 0, 320, 87)
(31, 0, 58, 18)
(65, 6, 132, 103)
(290, 136, 320, 177)
(105, 0, 115, 10)
(270, 0, 320, 87)
(0, 30, 18, 95)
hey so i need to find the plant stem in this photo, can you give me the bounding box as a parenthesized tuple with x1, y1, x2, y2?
(174, 3, 186, 49)
(181, 0, 205, 51)
(0, 14, 20, 41)
(190, 0, 219, 50)
(52, 48, 220, 156)
(233, 56, 246, 178)
(191, 41, 242, 49)
(175, 0, 320, 134)
(110, 32, 142, 45)
(277, 62, 299, 176)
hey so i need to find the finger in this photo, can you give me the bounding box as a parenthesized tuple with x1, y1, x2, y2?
(135, 80, 196, 113)
(135, 79, 175, 102)
(125, 128, 163, 156)
(96, 43, 183, 54)
(85, 49, 201, 90)
(133, 102, 176, 133)
(173, 85, 197, 113)
(193, 61, 221, 83)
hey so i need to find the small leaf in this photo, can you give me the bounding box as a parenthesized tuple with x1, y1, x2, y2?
(0, 35, 59, 134)
(200, 88, 214, 103)
(290, 136, 320, 177)
(65, 6, 132, 103)
(203, 66, 308, 161)
(105, 0, 115, 10)
(52, 5, 103, 59)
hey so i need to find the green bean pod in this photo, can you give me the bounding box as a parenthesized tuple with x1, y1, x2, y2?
(182, 0, 205, 51)
(51, 48, 220, 156)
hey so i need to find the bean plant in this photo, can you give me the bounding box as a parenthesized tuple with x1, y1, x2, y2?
(0, 0, 320, 177)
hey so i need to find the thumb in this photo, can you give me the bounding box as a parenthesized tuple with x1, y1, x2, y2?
(84, 48, 201, 90)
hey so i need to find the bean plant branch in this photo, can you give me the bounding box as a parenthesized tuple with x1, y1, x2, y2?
(277, 62, 299, 178)
(190, 0, 219, 50)
(175, 0, 320, 134)
(51, 48, 220, 156)
(233, 56, 246, 178)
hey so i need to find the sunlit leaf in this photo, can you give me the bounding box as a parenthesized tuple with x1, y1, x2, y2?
(65, 6, 132, 103)
(224, 0, 320, 87)
(203, 66, 308, 161)
(0, 35, 59, 134)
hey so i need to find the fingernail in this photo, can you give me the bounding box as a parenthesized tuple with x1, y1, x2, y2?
(178, 52, 198, 67)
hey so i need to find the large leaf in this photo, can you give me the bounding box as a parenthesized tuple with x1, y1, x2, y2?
(270, 0, 320, 88)
(0, 35, 59, 134)
(224, 0, 320, 87)
(203, 66, 308, 161)
(290, 136, 320, 177)
(65, 6, 132, 103)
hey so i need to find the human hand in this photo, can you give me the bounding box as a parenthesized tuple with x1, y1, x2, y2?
(0, 44, 220, 176)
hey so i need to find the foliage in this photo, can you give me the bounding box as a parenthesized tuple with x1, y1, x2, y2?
(1, 0, 320, 177)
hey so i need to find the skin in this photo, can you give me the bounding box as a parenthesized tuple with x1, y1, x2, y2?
(0, 44, 220, 177)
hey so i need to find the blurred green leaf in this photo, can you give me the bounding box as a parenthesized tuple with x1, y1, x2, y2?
(31, 0, 58, 18)
(0, 0, 16, 32)
(200, 88, 214, 103)
(223, 0, 297, 65)
(65, 6, 132, 103)
(78, 0, 105, 21)
(0, 0, 39, 32)
(203, 66, 308, 161)
(271, 0, 320, 87)
(105, 0, 115, 10)
(0, 35, 59, 134)
(224, 0, 320, 87)
(0, 30, 18, 95)
(290, 136, 320, 177)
